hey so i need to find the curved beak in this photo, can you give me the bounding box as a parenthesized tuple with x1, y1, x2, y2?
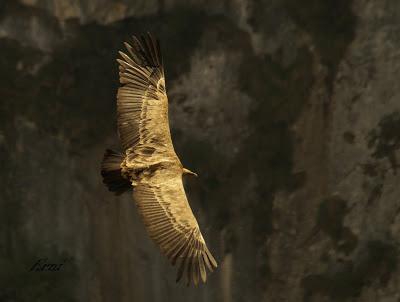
(183, 168, 198, 177)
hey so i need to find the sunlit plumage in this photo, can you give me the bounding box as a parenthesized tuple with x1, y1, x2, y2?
(100, 33, 217, 285)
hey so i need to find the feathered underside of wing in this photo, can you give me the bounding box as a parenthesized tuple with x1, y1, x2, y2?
(117, 33, 172, 151)
(133, 168, 218, 285)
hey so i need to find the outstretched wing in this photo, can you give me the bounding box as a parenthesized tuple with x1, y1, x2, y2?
(133, 166, 218, 285)
(117, 33, 174, 153)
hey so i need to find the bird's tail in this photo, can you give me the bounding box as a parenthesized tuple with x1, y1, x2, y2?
(101, 149, 131, 195)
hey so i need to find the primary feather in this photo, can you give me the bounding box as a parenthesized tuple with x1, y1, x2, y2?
(101, 33, 217, 285)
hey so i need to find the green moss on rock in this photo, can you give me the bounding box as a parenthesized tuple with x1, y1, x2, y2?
(238, 45, 314, 239)
(302, 240, 397, 300)
(285, 0, 357, 95)
(316, 196, 358, 253)
(368, 111, 400, 172)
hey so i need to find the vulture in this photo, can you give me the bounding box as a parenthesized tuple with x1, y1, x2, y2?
(100, 33, 217, 285)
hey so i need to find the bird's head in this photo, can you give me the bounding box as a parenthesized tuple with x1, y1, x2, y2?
(183, 168, 198, 177)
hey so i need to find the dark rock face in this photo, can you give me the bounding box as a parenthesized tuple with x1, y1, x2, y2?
(1, 0, 399, 301)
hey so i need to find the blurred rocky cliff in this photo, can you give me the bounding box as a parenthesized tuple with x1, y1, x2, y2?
(1, 0, 400, 301)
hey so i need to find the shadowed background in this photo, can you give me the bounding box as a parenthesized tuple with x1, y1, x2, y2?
(1, 0, 400, 301)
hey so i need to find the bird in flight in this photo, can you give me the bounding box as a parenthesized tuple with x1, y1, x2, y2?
(100, 33, 217, 285)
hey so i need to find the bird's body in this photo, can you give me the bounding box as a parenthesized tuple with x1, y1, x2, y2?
(100, 33, 217, 285)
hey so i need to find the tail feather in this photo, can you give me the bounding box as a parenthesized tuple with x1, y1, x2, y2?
(101, 149, 131, 195)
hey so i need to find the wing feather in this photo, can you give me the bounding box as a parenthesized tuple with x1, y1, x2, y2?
(133, 168, 217, 285)
(116, 34, 173, 152)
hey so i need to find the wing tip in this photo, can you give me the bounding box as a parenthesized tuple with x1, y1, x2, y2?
(174, 246, 218, 286)
(126, 32, 163, 70)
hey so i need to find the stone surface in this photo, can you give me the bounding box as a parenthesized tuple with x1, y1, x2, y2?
(1, 0, 399, 301)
